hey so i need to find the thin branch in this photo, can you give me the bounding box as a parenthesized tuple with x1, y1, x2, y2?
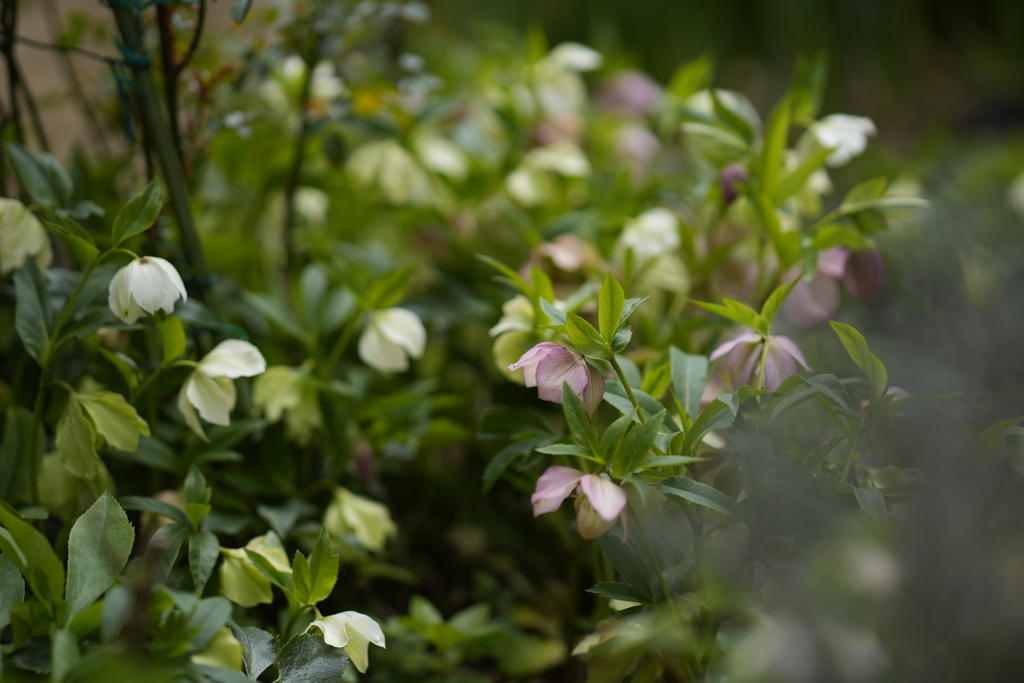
(14, 60, 50, 152)
(280, 59, 314, 286)
(13, 34, 119, 64)
(2, 0, 24, 143)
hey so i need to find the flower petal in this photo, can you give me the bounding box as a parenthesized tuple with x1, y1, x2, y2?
(108, 266, 139, 324)
(508, 342, 563, 387)
(199, 340, 267, 378)
(709, 332, 760, 363)
(782, 273, 839, 326)
(530, 466, 584, 517)
(771, 335, 811, 370)
(373, 308, 426, 358)
(149, 256, 188, 307)
(535, 348, 590, 403)
(177, 382, 209, 441)
(358, 321, 409, 373)
(310, 614, 352, 649)
(579, 475, 628, 521)
(186, 371, 235, 426)
(574, 495, 619, 540)
(581, 365, 606, 416)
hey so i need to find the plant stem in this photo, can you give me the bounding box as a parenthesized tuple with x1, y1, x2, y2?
(281, 60, 315, 286)
(319, 312, 361, 380)
(109, 5, 208, 282)
(837, 414, 868, 489)
(609, 355, 646, 423)
(1, 0, 23, 144)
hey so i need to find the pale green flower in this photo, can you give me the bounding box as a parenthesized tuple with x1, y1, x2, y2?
(178, 340, 266, 440)
(219, 533, 291, 607)
(357, 308, 426, 374)
(0, 198, 51, 276)
(307, 611, 385, 673)
(324, 487, 397, 554)
(253, 364, 322, 444)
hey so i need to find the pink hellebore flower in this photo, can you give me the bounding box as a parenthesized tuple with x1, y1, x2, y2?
(783, 247, 886, 326)
(710, 332, 811, 391)
(531, 466, 627, 540)
(508, 342, 606, 415)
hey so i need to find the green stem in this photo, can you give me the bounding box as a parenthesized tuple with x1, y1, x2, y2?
(754, 339, 768, 391)
(836, 414, 868, 489)
(109, 5, 208, 281)
(319, 312, 362, 380)
(609, 355, 645, 423)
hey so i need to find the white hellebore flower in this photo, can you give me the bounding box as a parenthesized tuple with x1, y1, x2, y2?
(0, 198, 52, 276)
(618, 207, 680, 262)
(308, 611, 386, 674)
(108, 256, 187, 324)
(813, 114, 877, 167)
(178, 340, 267, 440)
(358, 307, 426, 373)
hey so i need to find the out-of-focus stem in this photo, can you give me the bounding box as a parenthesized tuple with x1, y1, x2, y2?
(281, 61, 314, 286)
(610, 355, 646, 423)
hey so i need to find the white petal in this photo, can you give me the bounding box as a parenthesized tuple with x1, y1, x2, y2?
(148, 256, 188, 308)
(198, 340, 267, 378)
(186, 371, 235, 426)
(124, 259, 167, 315)
(373, 308, 426, 358)
(310, 614, 352, 649)
(358, 323, 408, 373)
(178, 382, 209, 441)
(108, 266, 139, 324)
(547, 43, 603, 72)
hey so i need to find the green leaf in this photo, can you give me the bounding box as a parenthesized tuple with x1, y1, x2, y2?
(481, 438, 551, 494)
(802, 374, 853, 412)
(679, 399, 735, 455)
(565, 312, 609, 360)
(598, 410, 635, 464)
(759, 279, 799, 332)
(597, 535, 660, 605)
(775, 148, 832, 206)
(46, 217, 99, 262)
(111, 178, 162, 245)
(535, 444, 596, 458)
(530, 266, 556, 308)
(185, 503, 211, 530)
(188, 596, 234, 650)
(690, 297, 762, 334)
(562, 382, 600, 455)
(230, 0, 254, 23)
(830, 322, 887, 399)
(0, 554, 25, 633)
(853, 487, 887, 518)
(118, 496, 192, 527)
(243, 292, 311, 346)
(0, 407, 41, 503)
(366, 264, 414, 309)
(56, 395, 101, 480)
(476, 254, 532, 297)
(156, 315, 186, 363)
(5, 142, 72, 207)
(658, 476, 739, 519)
(0, 502, 65, 605)
(598, 273, 625, 344)
(669, 348, 708, 422)
(189, 531, 219, 595)
(613, 411, 666, 477)
(244, 549, 293, 592)
(758, 96, 791, 197)
(13, 256, 52, 364)
(586, 581, 651, 605)
(228, 620, 277, 680)
(96, 347, 140, 391)
(277, 633, 349, 683)
(811, 223, 873, 251)
(79, 391, 151, 453)
(789, 52, 828, 122)
(843, 177, 888, 204)
(667, 52, 714, 99)
(51, 627, 81, 682)
(539, 299, 567, 327)
(293, 527, 339, 606)
(65, 493, 134, 624)
(635, 455, 708, 470)
(184, 465, 212, 505)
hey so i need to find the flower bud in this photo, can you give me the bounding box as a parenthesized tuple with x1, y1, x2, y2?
(842, 248, 885, 298)
(721, 164, 749, 205)
(108, 256, 187, 324)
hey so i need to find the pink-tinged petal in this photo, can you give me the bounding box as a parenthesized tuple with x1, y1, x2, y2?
(817, 247, 849, 278)
(531, 466, 585, 517)
(782, 273, 839, 326)
(842, 249, 885, 298)
(579, 475, 628, 521)
(763, 344, 799, 390)
(709, 332, 760, 362)
(771, 335, 811, 370)
(574, 494, 619, 540)
(508, 342, 563, 387)
(535, 349, 590, 403)
(581, 365, 606, 415)
(725, 338, 763, 388)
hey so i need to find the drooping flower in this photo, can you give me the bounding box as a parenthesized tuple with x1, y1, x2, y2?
(782, 247, 885, 326)
(618, 207, 680, 262)
(720, 164, 750, 205)
(507, 342, 605, 415)
(219, 533, 291, 607)
(253, 364, 322, 444)
(308, 611, 386, 673)
(534, 43, 602, 117)
(812, 114, 877, 167)
(531, 466, 627, 539)
(0, 198, 51, 276)
(324, 486, 397, 554)
(178, 340, 267, 440)
(595, 70, 663, 119)
(710, 332, 810, 391)
(489, 295, 535, 337)
(108, 256, 187, 324)
(357, 307, 426, 373)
